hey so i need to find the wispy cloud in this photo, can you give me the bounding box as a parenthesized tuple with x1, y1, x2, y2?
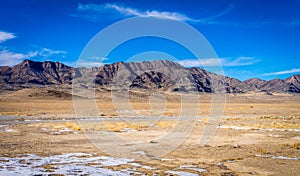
(38, 48, 67, 58)
(0, 31, 16, 43)
(75, 3, 193, 22)
(77, 56, 109, 67)
(178, 57, 259, 67)
(0, 47, 67, 66)
(0, 49, 38, 66)
(73, 3, 234, 24)
(222, 57, 260, 66)
(199, 4, 234, 23)
(106, 3, 193, 21)
(76, 61, 108, 67)
(88, 56, 108, 61)
(0, 29, 67, 66)
(263, 68, 300, 76)
(95, 3, 300, 27)
(178, 58, 219, 67)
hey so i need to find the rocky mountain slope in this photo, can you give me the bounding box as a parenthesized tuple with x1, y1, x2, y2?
(0, 59, 299, 93)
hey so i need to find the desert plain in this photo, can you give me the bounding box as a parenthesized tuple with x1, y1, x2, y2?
(0, 87, 299, 175)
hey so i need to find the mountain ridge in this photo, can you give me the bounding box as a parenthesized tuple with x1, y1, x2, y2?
(1, 59, 300, 94)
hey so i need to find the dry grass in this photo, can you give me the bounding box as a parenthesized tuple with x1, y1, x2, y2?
(1, 89, 300, 118)
(202, 117, 209, 125)
(105, 121, 148, 132)
(78, 120, 177, 132)
(258, 148, 270, 155)
(78, 121, 150, 132)
(156, 120, 176, 128)
(65, 122, 81, 131)
(252, 122, 300, 129)
(292, 142, 300, 149)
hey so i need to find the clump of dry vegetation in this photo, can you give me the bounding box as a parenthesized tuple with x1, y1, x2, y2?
(156, 120, 176, 128)
(65, 122, 81, 131)
(105, 122, 148, 132)
(258, 148, 270, 155)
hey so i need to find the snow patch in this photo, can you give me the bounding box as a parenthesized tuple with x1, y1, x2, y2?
(268, 134, 281, 138)
(120, 128, 137, 132)
(166, 170, 199, 176)
(218, 125, 300, 132)
(255, 154, 299, 160)
(179, 165, 207, 173)
(132, 150, 146, 156)
(0, 153, 138, 175)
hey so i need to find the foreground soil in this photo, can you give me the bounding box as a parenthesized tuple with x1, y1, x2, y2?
(0, 88, 299, 175)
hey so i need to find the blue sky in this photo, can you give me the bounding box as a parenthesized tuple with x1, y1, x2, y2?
(0, 0, 299, 80)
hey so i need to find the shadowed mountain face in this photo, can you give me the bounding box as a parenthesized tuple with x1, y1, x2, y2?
(0, 60, 76, 86)
(130, 71, 174, 90)
(1, 59, 300, 93)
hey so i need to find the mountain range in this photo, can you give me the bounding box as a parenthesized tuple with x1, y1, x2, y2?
(0, 59, 299, 94)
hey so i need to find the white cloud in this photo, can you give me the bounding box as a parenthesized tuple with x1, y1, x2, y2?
(0, 31, 16, 43)
(75, 3, 300, 27)
(88, 56, 108, 61)
(76, 56, 109, 67)
(38, 48, 67, 58)
(263, 68, 300, 76)
(0, 49, 38, 66)
(74, 3, 235, 25)
(178, 57, 259, 67)
(0, 30, 66, 66)
(76, 61, 107, 67)
(105, 4, 192, 21)
(223, 57, 260, 66)
(178, 58, 218, 67)
(0, 47, 67, 66)
(76, 3, 194, 22)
